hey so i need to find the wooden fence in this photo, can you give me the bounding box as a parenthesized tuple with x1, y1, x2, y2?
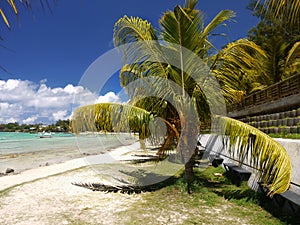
(229, 73, 300, 112)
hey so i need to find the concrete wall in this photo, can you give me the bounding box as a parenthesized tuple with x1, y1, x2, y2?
(275, 138, 300, 194)
(200, 135, 300, 194)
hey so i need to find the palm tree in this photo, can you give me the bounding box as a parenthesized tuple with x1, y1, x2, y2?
(255, 0, 300, 30)
(72, 0, 292, 195)
(259, 36, 300, 84)
(113, 0, 237, 192)
(247, 1, 300, 85)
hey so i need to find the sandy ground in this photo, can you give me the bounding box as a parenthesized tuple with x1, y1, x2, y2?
(0, 167, 143, 225)
(0, 142, 149, 225)
(0, 142, 142, 192)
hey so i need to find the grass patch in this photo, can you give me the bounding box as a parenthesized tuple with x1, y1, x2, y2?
(268, 133, 300, 139)
(115, 166, 296, 224)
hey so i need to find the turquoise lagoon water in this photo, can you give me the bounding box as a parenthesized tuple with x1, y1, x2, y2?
(0, 132, 137, 172)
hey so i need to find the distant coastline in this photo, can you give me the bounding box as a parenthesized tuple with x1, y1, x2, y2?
(0, 119, 71, 133)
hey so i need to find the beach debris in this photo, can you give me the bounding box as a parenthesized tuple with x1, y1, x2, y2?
(5, 168, 14, 174)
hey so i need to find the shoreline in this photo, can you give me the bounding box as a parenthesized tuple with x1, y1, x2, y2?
(0, 141, 142, 192)
(0, 132, 139, 174)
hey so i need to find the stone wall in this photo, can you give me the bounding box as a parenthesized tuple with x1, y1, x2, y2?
(238, 108, 300, 134)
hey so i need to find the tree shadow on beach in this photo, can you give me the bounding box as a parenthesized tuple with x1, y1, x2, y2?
(72, 168, 178, 194)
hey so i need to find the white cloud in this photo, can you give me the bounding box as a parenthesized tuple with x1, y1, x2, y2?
(0, 79, 20, 91)
(22, 116, 38, 124)
(0, 79, 122, 124)
(96, 91, 121, 103)
(52, 110, 68, 121)
(6, 117, 18, 123)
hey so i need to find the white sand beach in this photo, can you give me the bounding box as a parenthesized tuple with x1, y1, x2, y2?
(0, 142, 150, 225)
(0, 142, 142, 191)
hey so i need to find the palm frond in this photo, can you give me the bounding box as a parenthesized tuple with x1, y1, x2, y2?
(256, 0, 300, 28)
(113, 16, 169, 80)
(119, 63, 147, 90)
(114, 16, 158, 46)
(0, 8, 10, 29)
(212, 39, 267, 101)
(1, 0, 54, 28)
(7, 0, 18, 14)
(261, 36, 290, 84)
(215, 115, 292, 196)
(160, 5, 202, 53)
(184, 0, 198, 10)
(202, 10, 236, 42)
(71, 103, 154, 140)
(285, 41, 300, 67)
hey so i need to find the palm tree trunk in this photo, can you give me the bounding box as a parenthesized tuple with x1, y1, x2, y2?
(139, 139, 147, 150)
(185, 155, 195, 194)
(179, 110, 198, 194)
(157, 125, 177, 157)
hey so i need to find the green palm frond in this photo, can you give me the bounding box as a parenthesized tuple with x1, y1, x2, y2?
(114, 16, 158, 45)
(71, 103, 154, 140)
(215, 115, 292, 196)
(184, 0, 198, 10)
(113, 16, 169, 80)
(212, 39, 267, 101)
(213, 39, 267, 76)
(260, 36, 290, 84)
(160, 4, 202, 53)
(285, 41, 300, 67)
(119, 63, 148, 89)
(256, 0, 300, 28)
(202, 10, 236, 43)
(113, 16, 160, 62)
(220, 39, 267, 64)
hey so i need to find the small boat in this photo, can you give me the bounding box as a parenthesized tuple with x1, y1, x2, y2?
(39, 132, 52, 138)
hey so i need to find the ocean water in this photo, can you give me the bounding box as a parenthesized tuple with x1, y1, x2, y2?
(0, 132, 137, 172)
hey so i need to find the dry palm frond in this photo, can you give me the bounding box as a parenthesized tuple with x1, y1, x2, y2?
(215, 115, 292, 196)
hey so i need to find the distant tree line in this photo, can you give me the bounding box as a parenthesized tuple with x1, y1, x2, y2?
(0, 120, 71, 133)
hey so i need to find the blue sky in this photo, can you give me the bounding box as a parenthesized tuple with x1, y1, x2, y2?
(0, 0, 258, 124)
